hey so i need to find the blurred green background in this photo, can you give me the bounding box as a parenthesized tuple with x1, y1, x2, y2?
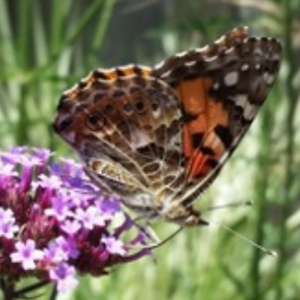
(0, 0, 299, 299)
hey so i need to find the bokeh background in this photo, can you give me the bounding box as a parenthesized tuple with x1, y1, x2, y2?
(0, 0, 299, 299)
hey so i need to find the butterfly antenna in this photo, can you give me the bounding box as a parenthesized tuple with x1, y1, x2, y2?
(130, 226, 184, 251)
(205, 200, 253, 211)
(209, 220, 277, 256)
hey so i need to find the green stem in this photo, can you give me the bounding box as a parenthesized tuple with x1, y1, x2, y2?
(92, 0, 116, 52)
(17, 0, 31, 70)
(50, 285, 58, 300)
(1, 279, 15, 300)
(275, 0, 297, 299)
(16, 85, 29, 144)
(14, 280, 49, 298)
(249, 105, 273, 300)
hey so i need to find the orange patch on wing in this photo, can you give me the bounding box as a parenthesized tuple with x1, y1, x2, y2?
(176, 77, 231, 179)
(176, 77, 212, 114)
(185, 99, 229, 140)
(183, 125, 193, 158)
(120, 66, 153, 77)
(187, 131, 226, 179)
(207, 101, 229, 129)
(120, 67, 136, 76)
(187, 151, 210, 178)
(105, 70, 118, 80)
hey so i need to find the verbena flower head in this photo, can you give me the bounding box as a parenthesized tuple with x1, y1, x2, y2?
(0, 147, 150, 292)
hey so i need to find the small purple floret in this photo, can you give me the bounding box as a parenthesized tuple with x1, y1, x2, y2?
(49, 262, 78, 292)
(102, 236, 126, 256)
(10, 240, 44, 270)
(0, 208, 19, 239)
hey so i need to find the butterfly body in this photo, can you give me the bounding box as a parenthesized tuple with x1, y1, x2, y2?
(53, 27, 281, 226)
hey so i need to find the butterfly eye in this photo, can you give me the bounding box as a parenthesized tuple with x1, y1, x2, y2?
(86, 113, 104, 131)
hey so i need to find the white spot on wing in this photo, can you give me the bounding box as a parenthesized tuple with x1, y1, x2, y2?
(195, 45, 209, 54)
(224, 47, 234, 55)
(175, 51, 188, 58)
(159, 70, 171, 78)
(241, 64, 249, 71)
(205, 55, 218, 62)
(120, 64, 134, 71)
(255, 63, 261, 70)
(232, 94, 259, 121)
(155, 60, 165, 69)
(214, 34, 226, 44)
(263, 72, 275, 85)
(234, 94, 248, 107)
(185, 61, 196, 67)
(243, 102, 259, 121)
(224, 71, 238, 86)
(212, 82, 220, 90)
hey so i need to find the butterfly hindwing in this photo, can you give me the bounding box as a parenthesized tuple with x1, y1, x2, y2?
(54, 66, 187, 216)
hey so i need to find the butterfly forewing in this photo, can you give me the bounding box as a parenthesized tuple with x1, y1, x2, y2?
(53, 27, 281, 226)
(153, 27, 281, 210)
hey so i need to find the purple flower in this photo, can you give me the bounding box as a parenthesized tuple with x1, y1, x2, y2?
(75, 206, 106, 229)
(49, 262, 78, 292)
(0, 222, 18, 239)
(45, 236, 79, 262)
(10, 240, 44, 270)
(45, 196, 73, 221)
(36, 174, 62, 189)
(0, 147, 151, 295)
(0, 163, 17, 177)
(32, 148, 53, 161)
(96, 197, 121, 219)
(0, 209, 19, 239)
(0, 207, 15, 223)
(60, 219, 82, 235)
(102, 236, 126, 256)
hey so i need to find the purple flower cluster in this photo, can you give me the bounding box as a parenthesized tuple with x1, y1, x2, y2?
(0, 147, 150, 292)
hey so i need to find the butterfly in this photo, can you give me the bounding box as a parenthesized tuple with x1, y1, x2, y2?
(53, 27, 281, 228)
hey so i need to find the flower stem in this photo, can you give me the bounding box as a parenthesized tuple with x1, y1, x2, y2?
(14, 280, 49, 299)
(276, 0, 297, 299)
(50, 285, 58, 300)
(1, 279, 15, 300)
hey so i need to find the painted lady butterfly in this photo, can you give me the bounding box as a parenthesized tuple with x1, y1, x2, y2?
(53, 27, 281, 227)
